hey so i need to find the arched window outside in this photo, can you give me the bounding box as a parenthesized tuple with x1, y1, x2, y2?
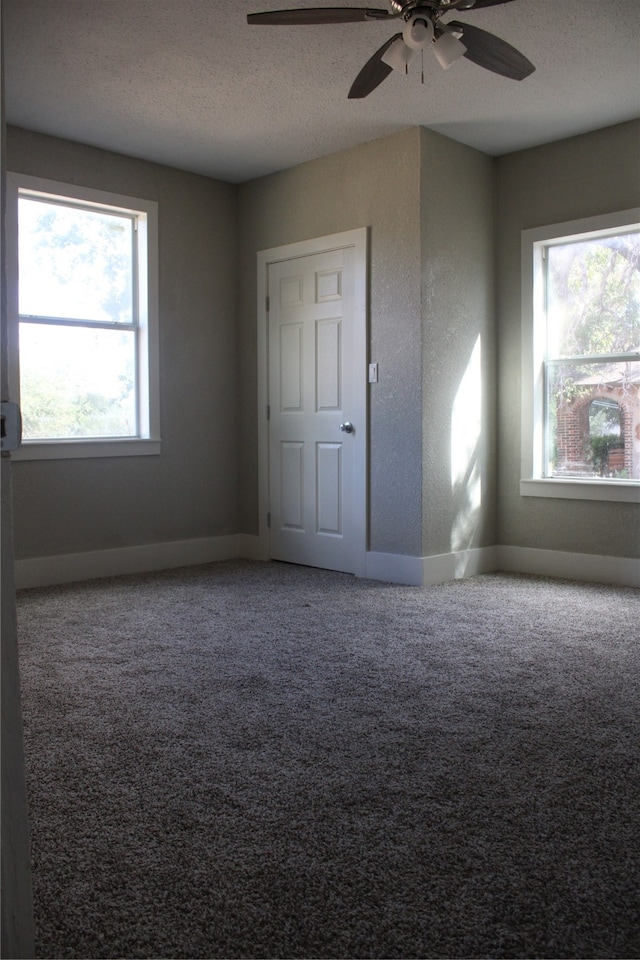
(587, 398, 624, 477)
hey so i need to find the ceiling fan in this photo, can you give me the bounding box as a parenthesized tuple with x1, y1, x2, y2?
(247, 0, 535, 98)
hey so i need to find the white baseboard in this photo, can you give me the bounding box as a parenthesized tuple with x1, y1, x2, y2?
(497, 545, 640, 588)
(365, 551, 424, 585)
(365, 546, 499, 586)
(15, 538, 639, 590)
(365, 545, 638, 588)
(15, 535, 249, 589)
(422, 546, 501, 585)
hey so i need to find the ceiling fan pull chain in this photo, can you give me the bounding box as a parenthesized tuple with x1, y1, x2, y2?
(421, 47, 424, 84)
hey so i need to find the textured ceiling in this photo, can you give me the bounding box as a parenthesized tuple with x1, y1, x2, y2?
(3, 0, 640, 183)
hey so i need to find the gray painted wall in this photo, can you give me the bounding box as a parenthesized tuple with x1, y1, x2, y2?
(496, 120, 640, 559)
(419, 127, 496, 558)
(7, 127, 238, 560)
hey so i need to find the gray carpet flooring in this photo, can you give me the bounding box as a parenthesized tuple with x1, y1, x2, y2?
(16, 561, 640, 959)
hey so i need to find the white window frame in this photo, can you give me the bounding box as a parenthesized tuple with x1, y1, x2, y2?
(520, 208, 640, 503)
(6, 173, 161, 460)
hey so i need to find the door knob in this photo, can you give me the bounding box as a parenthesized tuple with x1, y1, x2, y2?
(339, 421, 354, 434)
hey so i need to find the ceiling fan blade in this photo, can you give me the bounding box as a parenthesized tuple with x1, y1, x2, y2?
(247, 7, 395, 25)
(449, 0, 517, 9)
(348, 33, 401, 99)
(449, 20, 535, 80)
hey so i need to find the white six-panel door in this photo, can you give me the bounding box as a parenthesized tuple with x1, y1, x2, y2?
(257, 230, 367, 575)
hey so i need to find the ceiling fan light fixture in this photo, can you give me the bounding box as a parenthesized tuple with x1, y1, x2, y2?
(381, 36, 415, 71)
(402, 14, 434, 50)
(433, 28, 466, 69)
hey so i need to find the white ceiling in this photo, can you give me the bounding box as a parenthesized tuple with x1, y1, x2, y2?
(4, 0, 640, 184)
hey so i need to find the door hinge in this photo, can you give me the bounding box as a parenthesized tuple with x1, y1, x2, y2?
(266, 296, 270, 312)
(267, 512, 271, 529)
(267, 404, 270, 421)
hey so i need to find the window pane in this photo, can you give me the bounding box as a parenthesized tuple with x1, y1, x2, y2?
(546, 233, 640, 358)
(19, 323, 137, 439)
(18, 198, 134, 323)
(546, 358, 640, 480)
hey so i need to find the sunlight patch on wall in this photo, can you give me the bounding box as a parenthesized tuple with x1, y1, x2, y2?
(451, 334, 482, 556)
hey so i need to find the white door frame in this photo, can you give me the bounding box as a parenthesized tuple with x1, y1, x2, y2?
(257, 228, 368, 575)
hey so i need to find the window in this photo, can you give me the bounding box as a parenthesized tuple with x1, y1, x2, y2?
(7, 174, 160, 459)
(521, 209, 640, 502)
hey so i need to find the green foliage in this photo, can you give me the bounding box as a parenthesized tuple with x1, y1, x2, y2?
(21, 370, 133, 439)
(586, 433, 624, 477)
(548, 234, 640, 357)
(589, 403, 621, 438)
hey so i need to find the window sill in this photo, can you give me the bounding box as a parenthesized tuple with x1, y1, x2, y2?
(13, 438, 161, 461)
(520, 478, 640, 503)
